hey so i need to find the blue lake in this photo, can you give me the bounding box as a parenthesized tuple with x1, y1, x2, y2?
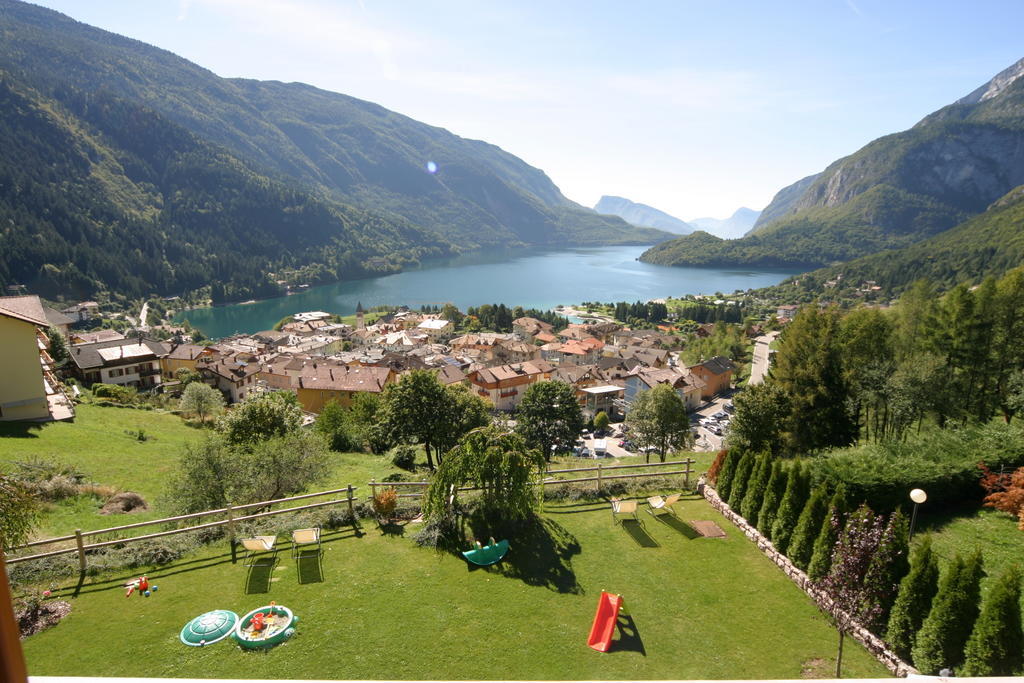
(174, 246, 798, 338)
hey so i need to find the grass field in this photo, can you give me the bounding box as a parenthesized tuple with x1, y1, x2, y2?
(915, 501, 1024, 583)
(19, 494, 887, 680)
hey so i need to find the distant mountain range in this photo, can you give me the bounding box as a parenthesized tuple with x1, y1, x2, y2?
(594, 196, 693, 234)
(641, 57, 1024, 273)
(689, 208, 761, 240)
(0, 0, 667, 303)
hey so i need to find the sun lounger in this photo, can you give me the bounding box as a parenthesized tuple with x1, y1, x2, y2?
(610, 498, 641, 525)
(290, 527, 321, 560)
(646, 493, 681, 518)
(240, 535, 278, 566)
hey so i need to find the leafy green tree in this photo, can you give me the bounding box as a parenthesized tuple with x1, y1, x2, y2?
(771, 462, 810, 554)
(625, 383, 692, 463)
(740, 452, 772, 527)
(242, 430, 330, 502)
(174, 366, 203, 386)
(788, 482, 831, 570)
(728, 382, 789, 456)
(961, 565, 1023, 676)
(756, 460, 786, 537)
(807, 484, 850, 580)
(515, 380, 584, 462)
(861, 509, 910, 632)
(912, 551, 985, 674)
(726, 449, 756, 510)
(435, 383, 492, 456)
(315, 399, 360, 451)
(593, 410, 610, 433)
(770, 306, 857, 453)
(885, 537, 940, 660)
(179, 381, 225, 424)
(168, 435, 233, 513)
(374, 370, 450, 469)
(217, 391, 301, 445)
(424, 426, 545, 520)
(714, 448, 741, 502)
(0, 474, 40, 548)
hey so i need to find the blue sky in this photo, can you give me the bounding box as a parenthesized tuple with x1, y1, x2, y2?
(28, 0, 1024, 219)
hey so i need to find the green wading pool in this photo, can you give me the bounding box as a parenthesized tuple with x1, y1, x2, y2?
(233, 605, 298, 649)
(180, 610, 239, 647)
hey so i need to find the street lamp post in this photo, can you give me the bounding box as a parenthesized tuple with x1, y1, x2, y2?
(909, 488, 927, 539)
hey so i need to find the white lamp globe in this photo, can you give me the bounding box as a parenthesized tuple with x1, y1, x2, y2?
(910, 488, 928, 504)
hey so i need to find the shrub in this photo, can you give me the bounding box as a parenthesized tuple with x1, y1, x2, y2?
(961, 565, 1024, 676)
(886, 537, 940, 660)
(771, 462, 810, 554)
(861, 509, 910, 633)
(714, 449, 740, 501)
(726, 449, 755, 509)
(912, 550, 984, 674)
(811, 421, 1024, 511)
(807, 484, 850, 581)
(413, 511, 460, 550)
(389, 444, 418, 471)
(756, 461, 787, 538)
(91, 383, 138, 404)
(788, 482, 830, 570)
(371, 487, 399, 520)
(707, 449, 727, 483)
(739, 452, 771, 527)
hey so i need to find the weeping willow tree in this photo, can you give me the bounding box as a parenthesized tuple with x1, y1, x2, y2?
(423, 426, 546, 521)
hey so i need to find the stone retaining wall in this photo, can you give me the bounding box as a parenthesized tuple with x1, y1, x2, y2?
(701, 484, 919, 677)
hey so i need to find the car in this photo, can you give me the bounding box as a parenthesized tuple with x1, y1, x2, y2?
(711, 426, 723, 436)
(713, 411, 729, 420)
(574, 446, 591, 457)
(724, 401, 735, 412)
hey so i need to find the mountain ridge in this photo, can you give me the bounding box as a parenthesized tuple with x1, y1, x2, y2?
(593, 195, 693, 234)
(689, 207, 761, 239)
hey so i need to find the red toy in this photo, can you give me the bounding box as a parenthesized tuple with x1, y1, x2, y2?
(124, 575, 150, 598)
(587, 591, 624, 652)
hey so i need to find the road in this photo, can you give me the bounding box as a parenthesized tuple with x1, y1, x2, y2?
(748, 331, 780, 386)
(137, 301, 150, 332)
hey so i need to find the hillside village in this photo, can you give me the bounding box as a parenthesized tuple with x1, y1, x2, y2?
(0, 295, 738, 433)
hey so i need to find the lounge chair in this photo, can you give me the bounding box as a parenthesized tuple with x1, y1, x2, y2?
(610, 498, 641, 525)
(240, 535, 278, 566)
(646, 493, 682, 518)
(291, 527, 321, 560)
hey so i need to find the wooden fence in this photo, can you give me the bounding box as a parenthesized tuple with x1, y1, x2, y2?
(368, 459, 696, 500)
(5, 485, 358, 570)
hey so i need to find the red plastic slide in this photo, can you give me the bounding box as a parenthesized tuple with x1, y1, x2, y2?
(586, 591, 622, 652)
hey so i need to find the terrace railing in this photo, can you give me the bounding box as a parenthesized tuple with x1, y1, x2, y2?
(5, 485, 358, 570)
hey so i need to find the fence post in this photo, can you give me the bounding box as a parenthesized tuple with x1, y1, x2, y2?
(347, 485, 354, 517)
(74, 529, 86, 573)
(369, 480, 376, 501)
(597, 463, 602, 492)
(225, 503, 235, 541)
(685, 458, 693, 489)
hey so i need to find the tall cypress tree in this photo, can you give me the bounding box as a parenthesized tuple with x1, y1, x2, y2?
(861, 509, 910, 633)
(885, 537, 940, 660)
(727, 449, 756, 510)
(715, 448, 741, 502)
(961, 565, 1023, 676)
(912, 550, 984, 674)
(807, 484, 850, 580)
(756, 460, 787, 538)
(771, 462, 809, 554)
(788, 481, 830, 570)
(740, 452, 772, 527)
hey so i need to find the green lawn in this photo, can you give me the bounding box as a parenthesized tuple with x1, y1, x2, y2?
(915, 501, 1024, 582)
(20, 495, 887, 680)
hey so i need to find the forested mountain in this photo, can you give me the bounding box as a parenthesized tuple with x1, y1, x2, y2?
(801, 185, 1024, 295)
(641, 57, 1024, 269)
(689, 207, 761, 239)
(0, 0, 665, 303)
(593, 195, 693, 234)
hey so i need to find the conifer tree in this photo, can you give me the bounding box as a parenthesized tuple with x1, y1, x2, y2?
(714, 449, 741, 502)
(861, 509, 910, 633)
(740, 452, 772, 527)
(788, 481, 830, 570)
(756, 460, 787, 538)
(771, 462, 809, 554)
(885, 537, 939, 660)
(727, 449, 756, 510)
(912, 551, 984, 674)
(807, 484, 850, 580)
(961, 565, 1023, 676)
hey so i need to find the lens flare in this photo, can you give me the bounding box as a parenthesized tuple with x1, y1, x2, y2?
(425, 161, 438, 174)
